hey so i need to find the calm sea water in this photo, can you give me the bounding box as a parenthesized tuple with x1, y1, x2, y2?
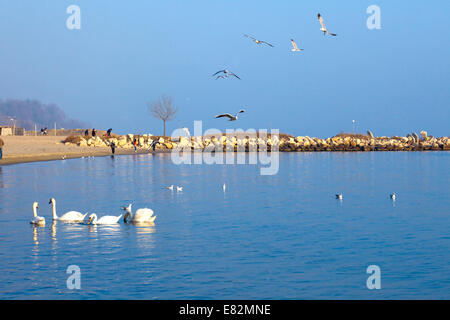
(0, 152, 449, 299)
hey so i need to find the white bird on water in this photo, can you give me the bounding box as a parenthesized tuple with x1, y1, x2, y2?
(215, 109, 245, 121)
(176, 186, 183, 192)
(49, 198, 87, 222)
(335, 193, 343, 200)
(121, 204, 156, 223)
(30, 202, 45, 226)
(167, 185, 174, 191)
(290, 39, 304, 52)
(223, 183, 226, 192)
(87, 213, 122, 225)
(390, 193, 396, 200)
(318, 13, 337, 36)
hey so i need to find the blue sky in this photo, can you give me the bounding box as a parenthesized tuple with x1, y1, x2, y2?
(0, 1, 449, 137)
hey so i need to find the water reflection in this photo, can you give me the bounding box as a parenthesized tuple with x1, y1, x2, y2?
(132, 221, 156, 228)
(0, 167, 3, 189)
(32, 225, 40, 245)
(134, 225, 156, 251)
(391, 198, 396, 208)
(51, 221, 57, 241)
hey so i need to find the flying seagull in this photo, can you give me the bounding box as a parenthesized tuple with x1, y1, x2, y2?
(318, 13, 337, 36)
(215, 109, 245, 121)
(244, 34, 274, 47)
(290, 39, 304, 52)
(212, 70, 241, 80)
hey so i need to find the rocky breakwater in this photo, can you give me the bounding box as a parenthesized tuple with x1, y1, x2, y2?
(278, 131, 449, 152)
(278, 131, 450, 152)
(64, 130, 450, 152)
(64, 134, 163, 150)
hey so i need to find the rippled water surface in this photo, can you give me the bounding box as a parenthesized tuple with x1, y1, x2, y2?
(0, 152, 449, 299)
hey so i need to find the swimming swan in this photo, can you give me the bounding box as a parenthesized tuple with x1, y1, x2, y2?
(122, 204, 156, 223)
(87, 213, 122, 225)
(49, 198, 87, 222)
(30, 202, 45, 226)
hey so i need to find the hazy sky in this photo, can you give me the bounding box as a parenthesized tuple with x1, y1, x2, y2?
(0, 1, 449, 137)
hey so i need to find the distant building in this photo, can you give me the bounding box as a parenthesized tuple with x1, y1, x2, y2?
(0, 126, 25, 136)
(0, 127, 12, 136)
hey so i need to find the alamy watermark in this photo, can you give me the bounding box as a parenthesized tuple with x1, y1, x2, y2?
(169, 121, 279, 176)
(366, 5, 381, 30)
(66, 265, 81, 289)
(66, 5, 81, 30)
(366, 265, 381, 289)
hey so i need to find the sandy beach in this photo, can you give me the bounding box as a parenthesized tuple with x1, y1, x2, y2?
(0, 136, 152, 166)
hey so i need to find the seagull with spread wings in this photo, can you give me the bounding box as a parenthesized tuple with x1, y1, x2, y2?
(244, 34, 274, 47)
(318, 13, 337, 36)
(290, 39, 304, 52)
(212, 69, 241, 80)
(215, 109, 245, 121)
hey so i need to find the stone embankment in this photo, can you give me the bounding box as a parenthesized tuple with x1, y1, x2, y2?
(64, 130, 450, 152)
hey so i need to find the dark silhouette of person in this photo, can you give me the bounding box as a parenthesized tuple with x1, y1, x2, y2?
(106, 128, 112, 138)
(84, 129, 89, 136)
(110, 141, 116, 154)
(0, 138, 4, 160)
(151, 140, 161, 151)
(92, 129, 96, 137)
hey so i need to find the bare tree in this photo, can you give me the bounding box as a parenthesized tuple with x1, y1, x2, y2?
(149, 95, 178, 137)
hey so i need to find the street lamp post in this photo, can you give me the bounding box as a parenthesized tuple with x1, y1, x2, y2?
(9, 118, 16, 136)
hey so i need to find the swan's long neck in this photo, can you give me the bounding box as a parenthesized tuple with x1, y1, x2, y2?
(51, 200, 58, 219)
(124, 207, 133, 222)
(33, 205, 38, 217)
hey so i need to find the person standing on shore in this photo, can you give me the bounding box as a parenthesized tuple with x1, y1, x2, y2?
(0, 138, 4, 160)
(92, 128, 96, 137)
(84, 129, 89, 136)
(106, 128, 112, 138)
(133, 138, 138, 152)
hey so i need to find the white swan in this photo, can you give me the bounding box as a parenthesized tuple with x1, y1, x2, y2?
(122, 204, 156, 223)
(30, 202, 45, 226)
(87, 213, 122, 225)
(176, 186, 183, 192)
(49, 198, 87, 222)
(167, 185, 174, 190)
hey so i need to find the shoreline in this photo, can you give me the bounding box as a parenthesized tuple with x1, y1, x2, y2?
(0, 136, 168, 166)
(0, 149, 157, 166)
